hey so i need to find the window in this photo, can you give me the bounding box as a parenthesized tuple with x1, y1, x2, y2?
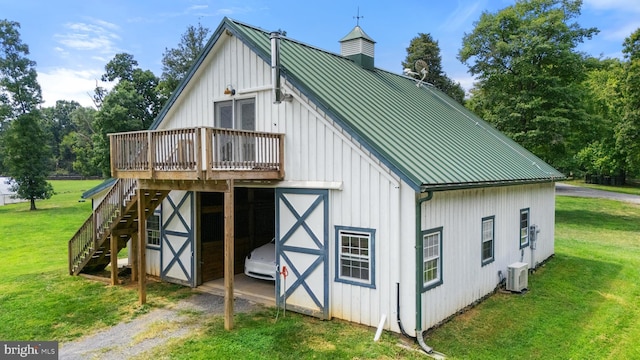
(214, 98, 255, 130)
(335, 226, 375, 288)
(520, 208, 530, 248)
(214, 99, 256, 163)
(481, 216, 495, 265)
(422, 227, 443, 291)
(146, 213, 161, 247)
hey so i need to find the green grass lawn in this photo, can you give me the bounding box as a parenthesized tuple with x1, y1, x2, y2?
(424, 196, 640, 359)
(137, 190, 640, 359)
(0, 180, 192, 342)
(1, 180, 639, 359)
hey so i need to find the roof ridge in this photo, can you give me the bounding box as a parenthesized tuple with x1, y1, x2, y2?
(228, 18, 380, 70)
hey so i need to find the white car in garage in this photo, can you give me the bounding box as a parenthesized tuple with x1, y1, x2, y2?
(244, 238, 276, 281)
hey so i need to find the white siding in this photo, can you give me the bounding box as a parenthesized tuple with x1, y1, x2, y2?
(153, 33, 408, 332)
(146, 248, 161, 276)
(287, 86, 407, 332)
(158, 34, 274, 131)
(419, 183, 556, 329)
(149, 32, 557, 336)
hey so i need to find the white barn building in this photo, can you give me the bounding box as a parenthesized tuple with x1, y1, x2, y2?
(71, 18, 563, 338)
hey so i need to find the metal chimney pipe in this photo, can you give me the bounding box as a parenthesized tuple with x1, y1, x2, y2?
(270, 31, 282, 104)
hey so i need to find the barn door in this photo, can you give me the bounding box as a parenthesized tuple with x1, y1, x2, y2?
(276, 188, 329, 319)
(161, 191, 195, 287)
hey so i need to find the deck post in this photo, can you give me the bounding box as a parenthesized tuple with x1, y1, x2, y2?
(278, 134, 285, 178)
(110, 234, 118, 285)
(130, 232, 138, 282)
(109, 134, 116, 178)
(147, 132, 154, 179)
(196, 128, 203, 180)
(205, 128, 213, 180)
(138, 188, 147, 305)
(224, 179, 235, 330)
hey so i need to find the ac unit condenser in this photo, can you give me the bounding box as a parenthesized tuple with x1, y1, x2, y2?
(507, 262, 528, 292)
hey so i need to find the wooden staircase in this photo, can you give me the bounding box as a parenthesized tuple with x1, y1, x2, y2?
(68, 178, 169, 275)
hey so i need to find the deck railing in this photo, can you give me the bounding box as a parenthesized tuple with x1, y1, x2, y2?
(109, 127, 284, 180)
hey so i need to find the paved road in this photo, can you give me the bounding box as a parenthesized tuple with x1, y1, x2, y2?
(555, 183, 640, 204)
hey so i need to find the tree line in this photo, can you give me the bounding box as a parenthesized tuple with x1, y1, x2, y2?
(1, 0, 639, 210)
(0, 20, 210, 209)
(404, 0, 639, 185)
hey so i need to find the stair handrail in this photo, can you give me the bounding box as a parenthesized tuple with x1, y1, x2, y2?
(68, 178, 138, 275)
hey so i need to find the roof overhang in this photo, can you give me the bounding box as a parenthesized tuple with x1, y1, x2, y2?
(420, 176, 566, 193)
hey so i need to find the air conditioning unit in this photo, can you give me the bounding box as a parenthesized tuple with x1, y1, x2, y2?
(507, 262, 528, 292)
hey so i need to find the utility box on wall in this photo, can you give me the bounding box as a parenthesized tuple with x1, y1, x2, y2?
(507, 262, 528, 292)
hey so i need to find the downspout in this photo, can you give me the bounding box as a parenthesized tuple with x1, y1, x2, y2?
(415, 190, 434, 354)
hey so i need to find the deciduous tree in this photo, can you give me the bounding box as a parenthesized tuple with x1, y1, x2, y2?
(0, 19, 52, 208)
(3, 111, 54, 210)
(458, 0, 598, 171)
(159, 23, 211, 98)
(93, 53, 164, 176)
(42, 100, 81, 174)
(61, 106, 101, 177)
(0, 19, 44, 175)
(575, 58, 627, 183)
(619, 28, 640, 178)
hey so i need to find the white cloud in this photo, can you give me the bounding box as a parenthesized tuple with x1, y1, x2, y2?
(187, 5, 209, 11)
(54, 20, 121, 55)
(38, 68, 113, 108)
(451, 73, 477, 94)
(91, 18, 120, 31)
(603, 21, 640, 41)
(440, 0, 487, 32)
(215, 6, 254, 16)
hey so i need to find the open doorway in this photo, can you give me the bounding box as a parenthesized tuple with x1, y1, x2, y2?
(198, 187, 275, 303)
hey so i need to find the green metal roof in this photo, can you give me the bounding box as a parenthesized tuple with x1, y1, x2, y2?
(152, 18, 564, 192)
(82, 178, 116, 199)
(339, 26, 375, 43)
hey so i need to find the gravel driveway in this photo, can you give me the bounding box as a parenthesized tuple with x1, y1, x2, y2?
(59, 292, 258, 360)
(555, 183, 640, 204)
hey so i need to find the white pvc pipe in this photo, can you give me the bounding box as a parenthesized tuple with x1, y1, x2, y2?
(374, 313, 387, 342)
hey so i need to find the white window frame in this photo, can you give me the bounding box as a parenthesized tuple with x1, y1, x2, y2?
(520, 208, 530, 249)
(214, 98, 255, 130)
(146, 212, 161, 248)
(334, 226, 375, 288)
(422, 227, 443, 291)
(214, 98, 256, 164)
(481, 216, 495, 266)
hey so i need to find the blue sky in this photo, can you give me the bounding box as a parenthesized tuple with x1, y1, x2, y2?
(2, 0, 639, 108)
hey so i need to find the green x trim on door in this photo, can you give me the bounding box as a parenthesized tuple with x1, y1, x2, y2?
(161, 191, 194, 287)
(276, 188, 329, 319)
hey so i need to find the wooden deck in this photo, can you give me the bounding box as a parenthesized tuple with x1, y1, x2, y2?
(109, 127, 285, 181)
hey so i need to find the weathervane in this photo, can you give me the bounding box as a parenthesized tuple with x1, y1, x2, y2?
(353, 7, 364, 26)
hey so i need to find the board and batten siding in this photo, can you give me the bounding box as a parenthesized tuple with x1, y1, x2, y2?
(419, 182, 556, 329)
(151, 32, 410, 332)
(285, 83, 409, 333)
(157, 33, 275, 131)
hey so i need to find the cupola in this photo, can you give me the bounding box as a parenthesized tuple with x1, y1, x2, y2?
(339, 25, 375, 70)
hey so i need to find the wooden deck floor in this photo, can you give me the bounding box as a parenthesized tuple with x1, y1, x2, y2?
(196, 274, 276, 307)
